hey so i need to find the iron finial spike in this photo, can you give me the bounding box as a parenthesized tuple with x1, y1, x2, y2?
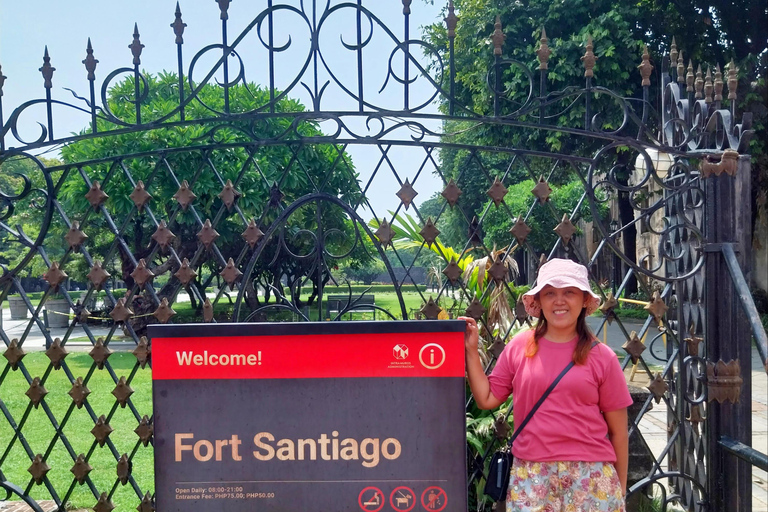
(402, 0, 412, 15)
(670, 37, 678, 66)
(677, 50, 685, 83)
(537, 27, 551, 70)
(704, 66, 713, 103)
(686, 60, 694, 92)
(714, 63, 723, 102)
(639, 45, 653, 87)
(83, 38, 99, 81)
(581, 35, 596, 78)
(130, 23, 144, 66)
(172, 2, 187, 44)
(695, 64, 703, 99)
(216, 0, 231, 21)
(491, 15, 505, 56)
(40, 46, 55, 89)
(445, 0, 458, 38)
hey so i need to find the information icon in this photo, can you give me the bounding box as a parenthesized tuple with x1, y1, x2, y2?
(418, 343, 446, 370)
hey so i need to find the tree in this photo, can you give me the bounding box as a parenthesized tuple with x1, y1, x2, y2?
(54, 71, 366, 323)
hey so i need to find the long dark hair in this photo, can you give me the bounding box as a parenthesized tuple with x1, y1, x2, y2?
(527, 292, 596, 365)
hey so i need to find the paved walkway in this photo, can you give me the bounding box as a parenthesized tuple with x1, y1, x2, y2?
(1, 311, 766, 510)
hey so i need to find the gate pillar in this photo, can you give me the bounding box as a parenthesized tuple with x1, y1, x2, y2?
(704, 153, 752, 511)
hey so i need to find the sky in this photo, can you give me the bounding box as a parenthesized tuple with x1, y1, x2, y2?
(0, 0, 451, 219)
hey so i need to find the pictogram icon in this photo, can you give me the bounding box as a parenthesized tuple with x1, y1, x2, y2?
(393, 344, 409, 359)
(420, 486, 446, 511)
(389, 486, 415, 511)
(358, 486, 385, 512)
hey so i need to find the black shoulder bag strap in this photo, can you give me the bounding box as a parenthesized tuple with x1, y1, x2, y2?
(506, 340, 598, 446)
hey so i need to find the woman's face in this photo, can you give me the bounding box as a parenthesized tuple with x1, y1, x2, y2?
(538, 285, 586, 333)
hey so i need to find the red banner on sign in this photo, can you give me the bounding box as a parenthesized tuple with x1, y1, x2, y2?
(152, 332, 464, 380)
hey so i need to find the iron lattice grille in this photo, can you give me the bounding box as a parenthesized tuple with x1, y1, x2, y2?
(0, 1, 755, 511)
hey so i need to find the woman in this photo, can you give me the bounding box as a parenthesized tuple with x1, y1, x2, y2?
(463, 258, 631, 512)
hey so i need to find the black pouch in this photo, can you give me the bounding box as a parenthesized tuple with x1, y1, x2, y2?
(483, 448, 512, 502)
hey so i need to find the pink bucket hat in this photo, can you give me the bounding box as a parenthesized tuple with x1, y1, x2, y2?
(522, 258, 601, 318)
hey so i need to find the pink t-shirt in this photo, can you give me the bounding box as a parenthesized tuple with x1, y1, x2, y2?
(488, 330, 632, 463)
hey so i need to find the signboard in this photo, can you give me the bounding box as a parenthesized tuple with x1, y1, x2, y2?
(149, 321, 467, 512)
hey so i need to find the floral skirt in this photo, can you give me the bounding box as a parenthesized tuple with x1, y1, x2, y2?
(506, 459, 625, 512)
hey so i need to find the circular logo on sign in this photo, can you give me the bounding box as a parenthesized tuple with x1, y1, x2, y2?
(389, 486, 416, 512)
(418, 343, 446, 370)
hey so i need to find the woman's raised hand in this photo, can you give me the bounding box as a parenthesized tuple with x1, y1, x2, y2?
(458, 316, 479, 353)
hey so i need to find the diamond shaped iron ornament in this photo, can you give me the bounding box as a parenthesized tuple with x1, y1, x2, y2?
(488, 254, 508, 283)
(647, 372, 669, 404)
(137, 491, 156, 512)
(441, 179, 462, 208)
(112, 376, 135, 407)
(43, 261, 68, 290)
(218, 179, 241, 210)
(151, 221, 176, 251)
(130, 258, 155, 288)
(117, 453, 132, 485)
(26, 377, 48, 408)
(85, 181, 109, 210)
(486, 177, 508, 207)
(420, 296, 442, 320)
(173, 180, 197, 210)
(45, 338, 68, 369)
(94, 492, 116, 512)
(468, 216, 483, 246)
(174, 258, 197, 286)
(488, 337, 505, 359)
(268, 181, 285, 208)
(152, 298, 176, 324)
(396, 178, 418, 209)
(135, 415, 154, 447)
(531, 176, 552, 204)
(69, 377, 91, 408)
(221, 258, 243, 286)
(554, 214, 578, 246)
(110, 298, 134, 323)
(442, 257, 461, 285)
(375, 219, 396, 248)
(242, 219, 264, 249)
(91, 415, 114, 447)
(89, 338, 113, 369)
(3, 339, 26, 370)
(509, 216, 531, 246)
(129, 180, 152, 211)
(622, 330, 647, 364)
(64, 221, 88, 250)
(70, 454, 92, 484)
(87, 261, 111, 290)
(197, 219, 220, 250)
(492, 414, 511, 440)
(28, 454, 51, 485)
(203, 298, 214, 322)
(645, 291, 668, 323)
(420, 217, 440, 247)
(515, 298, 528, 324)
(465, 296, 486, 320)
(133, 337, 151, 368)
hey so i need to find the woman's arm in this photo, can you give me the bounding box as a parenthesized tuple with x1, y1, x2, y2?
(460, 317, 504, 410)
(604, 408, 629, 495)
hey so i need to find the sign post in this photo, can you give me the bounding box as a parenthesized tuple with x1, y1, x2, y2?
(149, 321, 467, 511)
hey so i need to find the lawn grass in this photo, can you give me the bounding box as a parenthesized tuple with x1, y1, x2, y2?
(1, 352, 153, 511)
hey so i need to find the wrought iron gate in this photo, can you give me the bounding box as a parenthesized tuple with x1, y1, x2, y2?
(1, 1, 763, 511)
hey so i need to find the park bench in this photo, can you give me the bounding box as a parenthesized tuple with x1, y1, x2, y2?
(325, 294, 376, 319)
